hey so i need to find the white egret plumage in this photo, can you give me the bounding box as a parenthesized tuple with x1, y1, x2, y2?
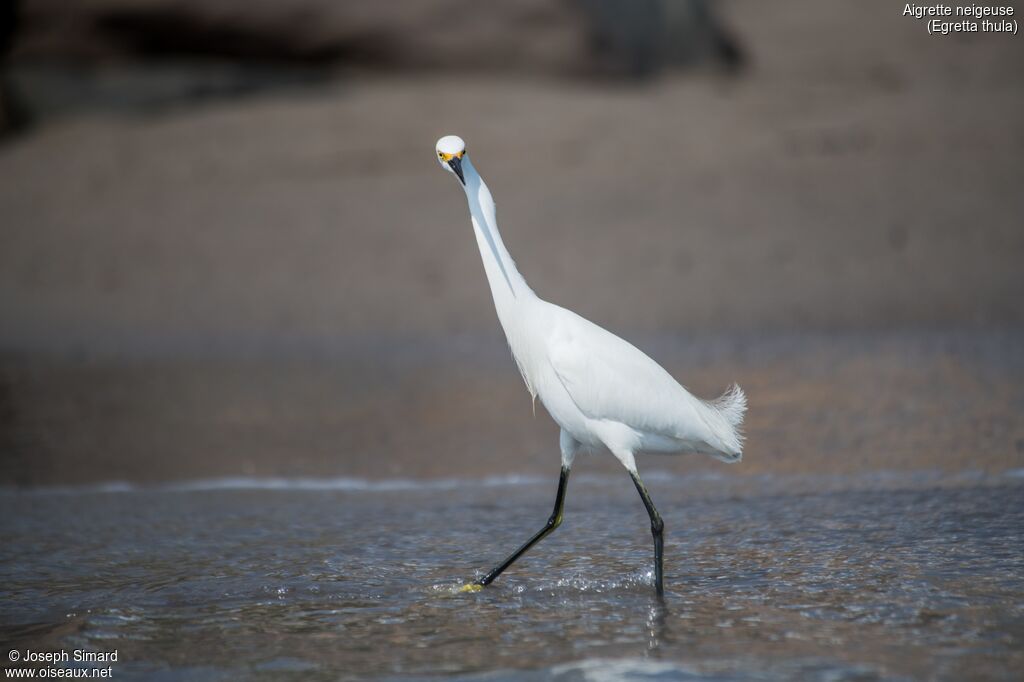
(435, 134, 746, 596)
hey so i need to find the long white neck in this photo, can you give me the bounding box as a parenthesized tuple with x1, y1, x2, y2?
(459, 155, 541, 401)
(460, 155, 535, 316)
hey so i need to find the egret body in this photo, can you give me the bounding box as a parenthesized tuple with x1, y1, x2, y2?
(435, 135, 746, 595)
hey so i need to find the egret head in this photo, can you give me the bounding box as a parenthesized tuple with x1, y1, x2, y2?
(435, 135, 467, 186)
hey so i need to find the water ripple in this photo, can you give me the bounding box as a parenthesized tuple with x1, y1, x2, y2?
(1, 479, 1021, 680)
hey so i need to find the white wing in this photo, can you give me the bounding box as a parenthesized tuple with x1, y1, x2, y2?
(545, 306, 744, 457)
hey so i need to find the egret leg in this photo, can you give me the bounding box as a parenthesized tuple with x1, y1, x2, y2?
(630, 471, 665, 596)
(476, 466, 571, 586)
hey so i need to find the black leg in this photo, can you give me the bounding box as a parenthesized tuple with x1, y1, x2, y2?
(630, 471, 665, 596)
(476, 466, 571, 586)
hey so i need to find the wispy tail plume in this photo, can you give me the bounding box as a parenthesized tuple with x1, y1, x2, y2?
(703, 383, 746, 463)
(713, 383, 747, 431)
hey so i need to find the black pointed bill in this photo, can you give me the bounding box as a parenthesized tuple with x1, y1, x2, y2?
(448, 156, 465, 185)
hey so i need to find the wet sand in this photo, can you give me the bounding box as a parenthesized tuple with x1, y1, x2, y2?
(1, 3, 1023, 352)
(2, 330, 1022, 487)
(1, 2, 1023, 488)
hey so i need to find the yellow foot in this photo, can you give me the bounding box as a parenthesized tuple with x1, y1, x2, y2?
(458, 583, 483, 593)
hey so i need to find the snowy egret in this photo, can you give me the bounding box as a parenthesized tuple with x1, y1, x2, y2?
(435, 135, 746, 596)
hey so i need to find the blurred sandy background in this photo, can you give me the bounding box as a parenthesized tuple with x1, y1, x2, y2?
(1, 1, 1022, 486)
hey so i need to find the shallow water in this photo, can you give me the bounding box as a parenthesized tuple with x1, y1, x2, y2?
(2, 473, 1023, 681)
